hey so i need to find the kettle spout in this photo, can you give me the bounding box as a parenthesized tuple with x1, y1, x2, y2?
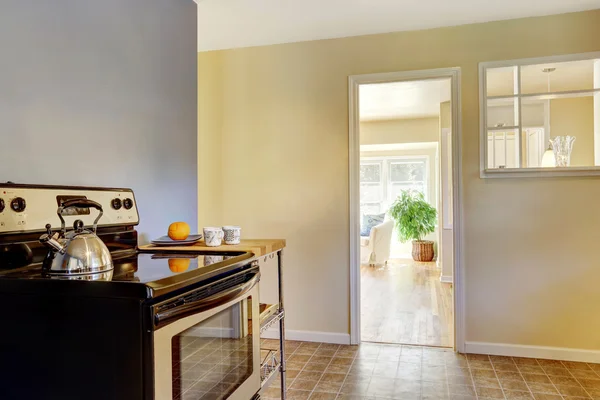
(40, 233, 66, 254)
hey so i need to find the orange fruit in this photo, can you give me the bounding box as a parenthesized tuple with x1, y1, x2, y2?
(168, 258, 190, 273)
(168, 221, 190, 240)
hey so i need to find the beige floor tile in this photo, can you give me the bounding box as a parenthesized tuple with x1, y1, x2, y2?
(447, 375, 474, 385)
(340, 382, 370, 394)
(469, 360, 494, 370)
(263, 341, 600, 400)
(326, 364, 351, 374)
(473, 377, 501, 389)
(476, 386, 505, 398)
(289, 354, 312, 363)
(536, 360, 564, 367)
(531, 394, 562, 400)
(522, 373, 552, 384)
(310, 356, 332, 365)
(543, 366, 571, 376)
(555, 384, 591, 398)
(320, 372, 346, 383)
(518, 365, 545, 375)
(578, 378, 600, 389)
(314, 380, 343, 393)
(304, 363, 328, 372)
(286, 389, 312, 400)
(330, 357, 353, 366)
(290, 379, 319, 391)
(315, 349, 337, 357)
(497, 372, 525, 382)
(287, 361, 307, 371)
(448, 384, 476, 395)
(563, 362, 593, 371)
(495, 364, 520, 373)
(490, 356, 515, 364)
(527, 382, 560, 394)
(294, 348, 317, 356)
(548, 375, 579, 386)
(571, 370, 600, 380)
(500, 380, 530, 391)
(467, 354, 490, 361)
(395, 378, 423, 392)
(343, 374, 371, 384)
(296, 370, 323, 381)
(513, 358, 540, 366)
(308, 392, 337, 400)
(504, 390, 535, 400)
(449, 395, 476, 400)
(472, 369, 498, 379)
(447, 367, 470, 376)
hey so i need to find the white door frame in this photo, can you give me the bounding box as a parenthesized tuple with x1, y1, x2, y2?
(348, 68, 465, 351)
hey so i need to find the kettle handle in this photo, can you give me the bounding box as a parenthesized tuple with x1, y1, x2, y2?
(58, 199, 104, 234)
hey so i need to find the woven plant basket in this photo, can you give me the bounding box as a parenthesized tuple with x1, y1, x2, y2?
(412, 240, 434, 262)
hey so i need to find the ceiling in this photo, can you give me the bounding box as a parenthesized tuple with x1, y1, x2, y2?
(359, 79, 451, 121)
(196, 0, 600, 51)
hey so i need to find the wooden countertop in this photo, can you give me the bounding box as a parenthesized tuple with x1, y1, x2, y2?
(140, 239, 286, 257)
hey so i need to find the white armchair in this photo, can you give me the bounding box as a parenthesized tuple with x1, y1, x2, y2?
(360, 219, 394, 266)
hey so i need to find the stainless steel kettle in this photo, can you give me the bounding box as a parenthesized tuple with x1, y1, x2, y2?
(39, 199, 113, 275)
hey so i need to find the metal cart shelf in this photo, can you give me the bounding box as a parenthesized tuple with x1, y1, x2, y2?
(258, 250, 286, 400)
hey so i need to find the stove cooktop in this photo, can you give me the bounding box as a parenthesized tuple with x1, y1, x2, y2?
(0, 249, 256, 299)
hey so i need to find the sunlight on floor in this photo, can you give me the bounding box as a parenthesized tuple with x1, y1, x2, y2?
(360, 258, 453, 347)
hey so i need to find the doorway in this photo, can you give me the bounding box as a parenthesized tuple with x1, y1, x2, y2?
(348, 69, 463, 351)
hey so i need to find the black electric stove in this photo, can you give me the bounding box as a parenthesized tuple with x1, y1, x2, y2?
(0, 184, 259, 400)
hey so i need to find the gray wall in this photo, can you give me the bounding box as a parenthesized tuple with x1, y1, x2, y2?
(0, 0, 198, 242)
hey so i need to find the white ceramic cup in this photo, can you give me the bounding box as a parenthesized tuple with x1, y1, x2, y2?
(222, 226, 241, 245)
(203, 227, 224, 247)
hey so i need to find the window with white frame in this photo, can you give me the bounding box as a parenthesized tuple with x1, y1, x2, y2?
(360, 156, 428, 217)
(359, 161, 383, 215)
(480, 52, 600, 177)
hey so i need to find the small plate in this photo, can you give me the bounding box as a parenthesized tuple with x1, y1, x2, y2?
(151, 234, 203, 246)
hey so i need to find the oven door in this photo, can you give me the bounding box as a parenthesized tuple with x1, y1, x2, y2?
(153, 269, 261, 400)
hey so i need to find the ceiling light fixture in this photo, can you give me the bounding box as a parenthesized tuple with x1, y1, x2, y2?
(542, 67, 556, 92)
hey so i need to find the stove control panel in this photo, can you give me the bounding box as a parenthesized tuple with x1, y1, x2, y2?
(0, 185, 139, 234)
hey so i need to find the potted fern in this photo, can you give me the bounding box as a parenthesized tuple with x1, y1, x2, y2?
(389, 190, 437, 262)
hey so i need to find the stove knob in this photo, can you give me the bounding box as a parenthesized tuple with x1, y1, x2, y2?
(123, 198, 134, 210)
(0, 198, 4, 213)
(111, 198, 122, 210)
(10, 197, 26, 213)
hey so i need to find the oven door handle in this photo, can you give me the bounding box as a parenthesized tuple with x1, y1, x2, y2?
(154, 271, 260, 327)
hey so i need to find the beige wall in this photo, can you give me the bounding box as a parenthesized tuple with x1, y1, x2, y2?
(550, 97, 594, 167)
(198, 10, 600, 350)
(198, 52, 223, 228)
(360, 117, 439, 145)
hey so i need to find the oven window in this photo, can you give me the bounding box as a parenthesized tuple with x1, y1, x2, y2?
(171, 296, 254, 400)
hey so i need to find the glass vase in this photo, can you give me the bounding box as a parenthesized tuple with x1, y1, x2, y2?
(550, 135, 576, 167)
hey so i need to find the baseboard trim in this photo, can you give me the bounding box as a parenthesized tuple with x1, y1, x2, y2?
(465, 341, 600, 363)
(262, 328, 351, 345)
(440, 275, 453, 283)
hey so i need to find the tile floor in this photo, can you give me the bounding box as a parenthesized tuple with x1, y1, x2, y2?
(261, 340, 600, 400)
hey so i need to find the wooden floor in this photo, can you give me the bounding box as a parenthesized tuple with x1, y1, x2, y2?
(360, 258, 453, 347)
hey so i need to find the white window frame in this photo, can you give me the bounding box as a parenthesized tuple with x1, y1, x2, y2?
(359, 160, 384, 215)
(479, 51, 600, 178)
(360, 155, 430, 214)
